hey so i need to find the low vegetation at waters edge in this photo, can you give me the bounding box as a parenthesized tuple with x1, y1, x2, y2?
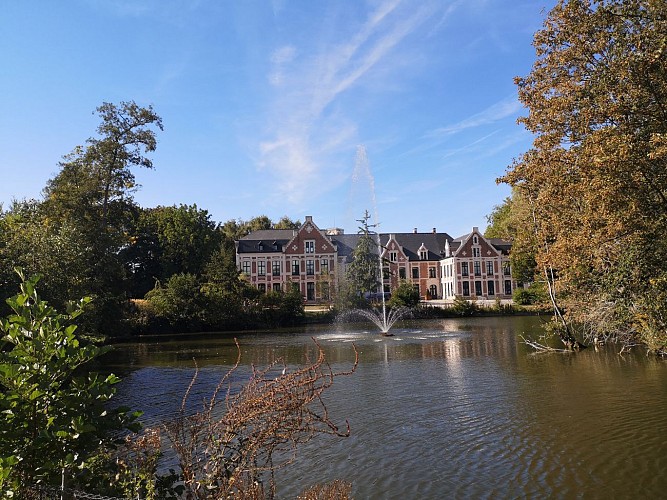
(0, 274, 357, 498)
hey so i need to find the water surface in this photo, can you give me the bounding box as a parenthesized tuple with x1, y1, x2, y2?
(105, 317, 667, 498)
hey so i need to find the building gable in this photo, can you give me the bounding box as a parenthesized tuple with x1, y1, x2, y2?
(452, 227, 502, 259)
(381, 235, 408, 263)
(284, 216, 334, 255)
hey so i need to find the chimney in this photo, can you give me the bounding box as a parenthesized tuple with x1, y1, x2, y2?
(473, 226, 479, 233)
(413, 228, 418, 234)
(432, 227, 436, 234)
(305, 216, 313, 223)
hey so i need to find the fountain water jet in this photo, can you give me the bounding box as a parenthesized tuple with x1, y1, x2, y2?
(341, 146, 411, 335)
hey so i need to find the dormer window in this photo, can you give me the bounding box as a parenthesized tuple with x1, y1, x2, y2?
(258, 242, 264, 251)
(418, 243, 428, 260)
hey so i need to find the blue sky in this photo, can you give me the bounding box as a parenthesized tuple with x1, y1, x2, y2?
(1, 0, 553, 237)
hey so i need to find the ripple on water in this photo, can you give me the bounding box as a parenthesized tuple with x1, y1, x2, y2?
(108, 318, 667, 499)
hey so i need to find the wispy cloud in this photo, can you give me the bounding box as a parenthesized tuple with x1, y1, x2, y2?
(269, 45, 296, 86)
(428, 96, 523, 137)
(257, 0, 452, 205)
(441, 130, 500, 160)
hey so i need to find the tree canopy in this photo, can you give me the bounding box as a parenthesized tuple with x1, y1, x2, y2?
(500, 0, 667, 352)
(346, 211, 381, 296)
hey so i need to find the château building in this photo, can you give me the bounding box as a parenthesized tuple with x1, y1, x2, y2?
(235, 216, 516, 304)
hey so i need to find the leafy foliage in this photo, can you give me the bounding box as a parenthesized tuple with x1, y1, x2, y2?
(451, 296, 477, 316)
(500, 0, 667, 352)
(0, 271, 139, 495)
(387, 280, 420, 308)
(346, 211, 381, 296)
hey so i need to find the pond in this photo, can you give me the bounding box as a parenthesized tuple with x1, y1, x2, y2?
(103, 316, 667, 498)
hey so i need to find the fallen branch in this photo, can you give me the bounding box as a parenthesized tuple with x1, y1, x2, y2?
(520, 335, 572, 353)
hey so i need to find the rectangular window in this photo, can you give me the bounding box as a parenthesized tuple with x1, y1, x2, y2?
(472, 247, 480, 257)
(257, 283, 266, 293)
(504, 280, 512, 295)
(503, 262, 511, 276)
(390, 251, 397, 262)
(306, 259, 315, 275)
(429, 267, 436, 278)
(461, 262, 469, 277)
(273, 283, 282, 292)
(412, 267, 419, 279)
(258, 261, 266, 276)
(321, 282, 330, 300)
(241, 260, 251, 275)
(306, 282, 315, 300)
(399, 267, 406, 279)
(305, 240, 315, 253)
(320, 258, 329, 274)
(475, 281, 482, 296)
(488, 280, 495, 296)
(474, 261, 481, 276)
(383, 267, 390, 280)
(272, 260, 281, 276)
(486, 261, 494, 275)
(462, 281, 470, 296)
(420, 250, 428, 260)
(292, 260, 300, 275)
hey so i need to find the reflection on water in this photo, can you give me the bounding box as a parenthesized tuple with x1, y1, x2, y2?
(105, 316, 667, 499)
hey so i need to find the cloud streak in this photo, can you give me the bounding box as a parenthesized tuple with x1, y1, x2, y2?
(428, 96, 523, 137)
(257, 0, 450, 206)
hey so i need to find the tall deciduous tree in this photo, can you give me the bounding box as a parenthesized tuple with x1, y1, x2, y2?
(39, 101, 163, 336)
(501, 0, 667, 352)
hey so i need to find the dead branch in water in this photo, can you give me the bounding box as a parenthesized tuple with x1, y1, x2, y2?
(162, 338, 358, 499)
(520, 335, 573, 353)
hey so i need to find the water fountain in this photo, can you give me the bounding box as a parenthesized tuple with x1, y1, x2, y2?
(340, 146, 411, 335)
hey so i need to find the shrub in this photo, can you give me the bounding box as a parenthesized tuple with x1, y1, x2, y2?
(451, 296, 477, 316)
(0, 271, 139, 495)
(512, 288, 534, 305)
(387, 280, 420, 308)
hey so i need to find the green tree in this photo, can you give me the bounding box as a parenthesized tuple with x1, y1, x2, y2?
(0, 200, 91, 315)
(0, 272, 139, 494)
(485, 190, 539, 287)
(38, 101, 163, 336)
(273, 215, 301, 230)
(501, 0, 667, 352)
(220, 215, 289, 240)
(484, 196, 514, 241)
(388, 280, 420, 308)
(145, 273, 207, 331)
(44, 101, 163, 230)
(124, 204, 221, 297)
(346, 211, 381, 297)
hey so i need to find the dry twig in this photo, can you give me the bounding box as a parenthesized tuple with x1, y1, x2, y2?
(163, 338, 358, 499)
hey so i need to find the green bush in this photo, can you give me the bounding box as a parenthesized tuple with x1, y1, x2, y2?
(388, 280, 420, 308)
(451, 296, 477, 316)
(512, 288, 534, 305)
(0, 271, 140, 495)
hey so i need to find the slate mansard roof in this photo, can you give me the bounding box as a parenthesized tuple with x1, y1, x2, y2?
(236, 229, 297, 254)
(236, 222, 511, 260)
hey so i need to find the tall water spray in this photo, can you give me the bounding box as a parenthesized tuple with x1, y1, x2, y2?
(345, 145, 409, 334)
